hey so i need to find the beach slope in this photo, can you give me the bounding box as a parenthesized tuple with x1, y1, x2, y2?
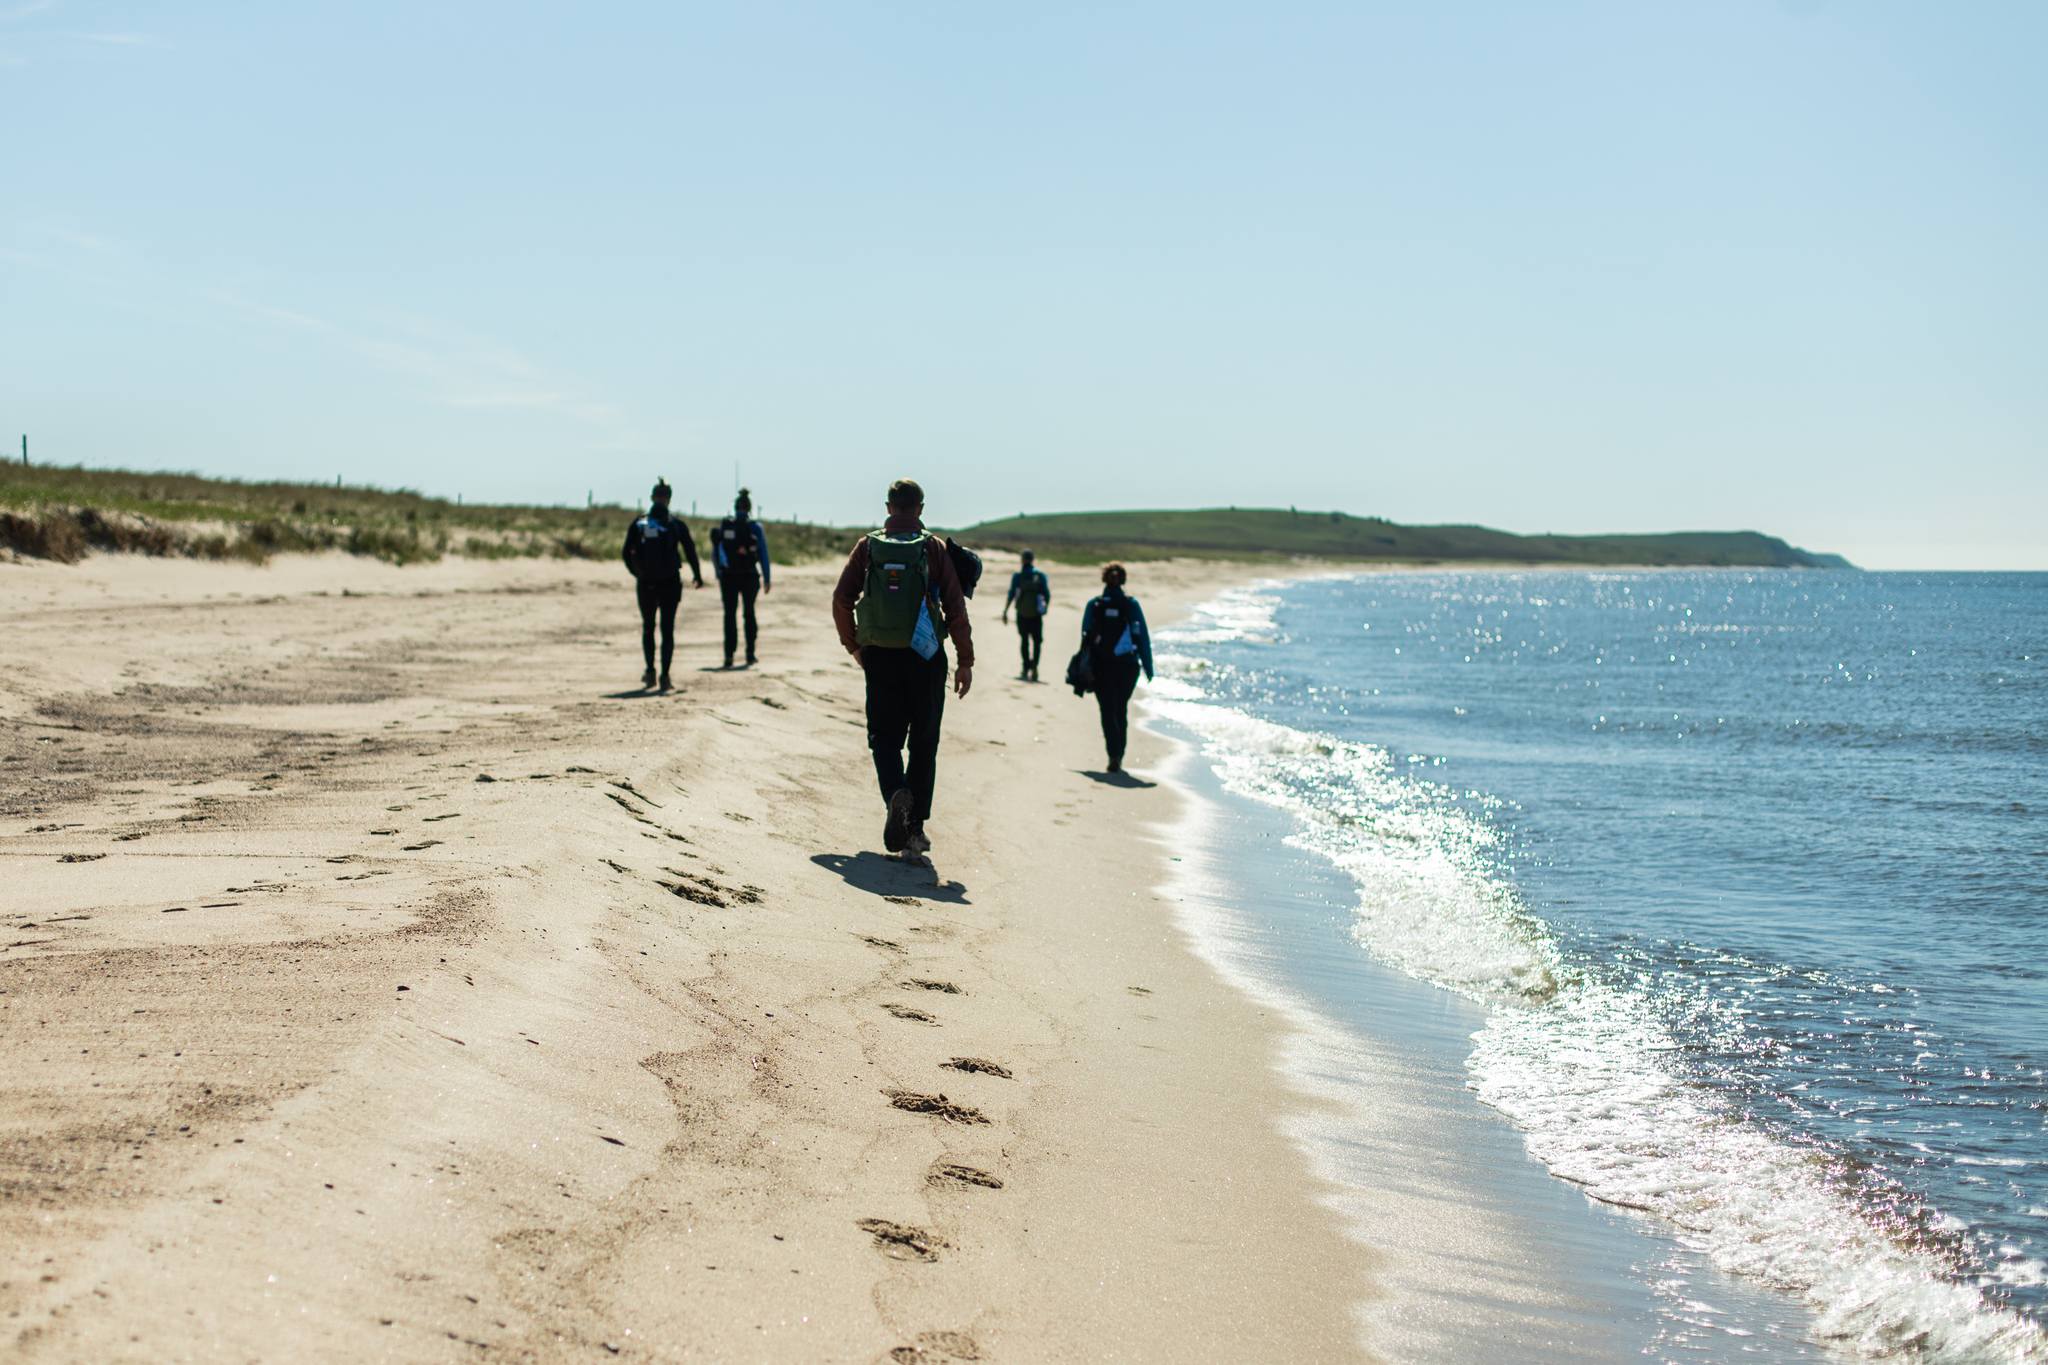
(0, 553, 1371, 1362)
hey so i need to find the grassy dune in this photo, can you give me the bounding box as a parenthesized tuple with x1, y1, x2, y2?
(0, 463, 855, 567)
(959, 508, 1851, 569)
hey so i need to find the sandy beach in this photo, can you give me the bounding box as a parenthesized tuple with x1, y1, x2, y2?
(1, 551, 1375, 1363)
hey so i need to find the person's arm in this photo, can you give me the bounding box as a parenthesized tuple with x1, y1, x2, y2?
(622, 522, 638, 577)
(711, 528, 728, 577)
(755, 521, 771, 591)
(832, 539, 869, 655)
(1079, 597, 1096, 644)
(1133, 600, 1154, 680)
(680, 524, 704, 587)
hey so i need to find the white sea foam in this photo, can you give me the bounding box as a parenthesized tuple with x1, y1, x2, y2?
(1153, 581, 1286, 646)
(1144, 583, 2048, 1363)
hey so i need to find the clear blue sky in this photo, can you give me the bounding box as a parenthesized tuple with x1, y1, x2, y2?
(4, 2, 2042, 568)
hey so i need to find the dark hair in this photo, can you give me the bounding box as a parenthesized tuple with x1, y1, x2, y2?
(1101, 562, 1127, 587)
(887, 478, 924, 511)
(652, 478, 672, 499)
(1021, 548, 1035, 564)
(735, 487, 752, 511)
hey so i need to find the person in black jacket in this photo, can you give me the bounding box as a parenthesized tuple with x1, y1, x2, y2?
(1078, 562, 1154, 773)
(712, 488, 772, 668)
(620, 478, 703, 691)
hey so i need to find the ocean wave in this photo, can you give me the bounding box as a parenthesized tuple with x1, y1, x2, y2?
(1143, 674, 2048, 1363)
(1152, 582, 1286, 646)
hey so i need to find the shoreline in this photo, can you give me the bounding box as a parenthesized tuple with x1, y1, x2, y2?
(0, 550, 1375, 1361)
(1141, 707, 1829, 1361)
(1142, 569, 2048, 1364)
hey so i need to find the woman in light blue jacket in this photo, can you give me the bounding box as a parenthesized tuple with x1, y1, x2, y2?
(1078, 562, 1154, 773)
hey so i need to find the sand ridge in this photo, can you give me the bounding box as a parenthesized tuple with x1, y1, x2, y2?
(1, 550, 1374, 1362)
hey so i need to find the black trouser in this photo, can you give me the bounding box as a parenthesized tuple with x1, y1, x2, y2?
(720, 571, 760, 660)
(1015, 614, 1042, 672)
(1095, 656, 1141, 764)
(636, 575, 681, 675)
(862, 647, 948, 821)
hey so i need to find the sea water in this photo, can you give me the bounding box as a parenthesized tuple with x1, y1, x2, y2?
(1147, 570, 2045, 1362)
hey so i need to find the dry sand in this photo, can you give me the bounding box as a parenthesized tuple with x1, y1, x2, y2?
(0, 550, 1377, 1363)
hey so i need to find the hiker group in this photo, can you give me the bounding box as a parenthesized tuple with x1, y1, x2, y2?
(622, 475, 1152, 862)
(622, 481, 771, 688)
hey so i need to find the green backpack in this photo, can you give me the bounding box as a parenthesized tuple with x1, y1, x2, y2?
(1016, 568, 1047, 618)
(855, 532, 941, 648)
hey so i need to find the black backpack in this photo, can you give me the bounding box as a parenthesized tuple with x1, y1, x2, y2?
(631, 512, 678, 577)
(944, 538, 982, 598)
(717, 517, 758, 567)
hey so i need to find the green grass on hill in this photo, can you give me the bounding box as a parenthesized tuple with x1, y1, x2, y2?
(957, 508, 1849, 569)
(0, 463, 856, 567)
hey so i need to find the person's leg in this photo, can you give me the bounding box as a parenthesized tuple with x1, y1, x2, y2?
(1095, 677, 1118, 761)
(740, 576, 760, 661)
(720, 575, 740, 663)
(863, 649, 911, 802)
(636, 578, 659, 678)
(1025, 617, 1042, 674)
(658, 579, 680, 680)
(1099, 660, 1138, 765)
(903, 652, 948, 822)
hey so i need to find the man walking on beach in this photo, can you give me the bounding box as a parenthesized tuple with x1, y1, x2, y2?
(713, 488, 771, 668)
(832, 478, 974, 858)
(621, 478, 704, 691)
(1000, 548, 1049, 681)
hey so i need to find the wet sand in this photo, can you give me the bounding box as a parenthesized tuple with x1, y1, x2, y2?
(0, 551, 1375, 1362)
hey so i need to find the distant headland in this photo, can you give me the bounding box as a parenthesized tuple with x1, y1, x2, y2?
(960, 508, 1855, 570)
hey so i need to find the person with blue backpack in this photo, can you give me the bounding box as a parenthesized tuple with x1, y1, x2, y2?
(1000, 549, 1050, 681)
(831, 479, 977, 859)
(1078, 562, 1153, 773)
(620, 477, 704, 691)
(713, 488, 771, 668)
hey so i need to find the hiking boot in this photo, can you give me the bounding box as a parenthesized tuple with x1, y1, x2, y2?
(883, 788, 915, 854)
(723, 653, 735, 670)
(658, 672, 672, 692)
(642, 666, 657, 689)
(905, 822, 931, 856)
(745, 651, 757, 666)
(1107, 757, 1123, 773)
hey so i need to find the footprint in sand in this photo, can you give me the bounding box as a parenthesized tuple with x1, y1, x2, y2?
(904, 979, 961, 994)
(884, 1090, 988, 1125)
(401, 839, 442, 852)
(859, 935, 907, 954)
(882, 1003, 937, 1024)
(940, 1057, 1011, 1079)
(855, 1218, 947, 1263)
(927, 1162, 1003, 1190)
(889, 1329, 984, 1362)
